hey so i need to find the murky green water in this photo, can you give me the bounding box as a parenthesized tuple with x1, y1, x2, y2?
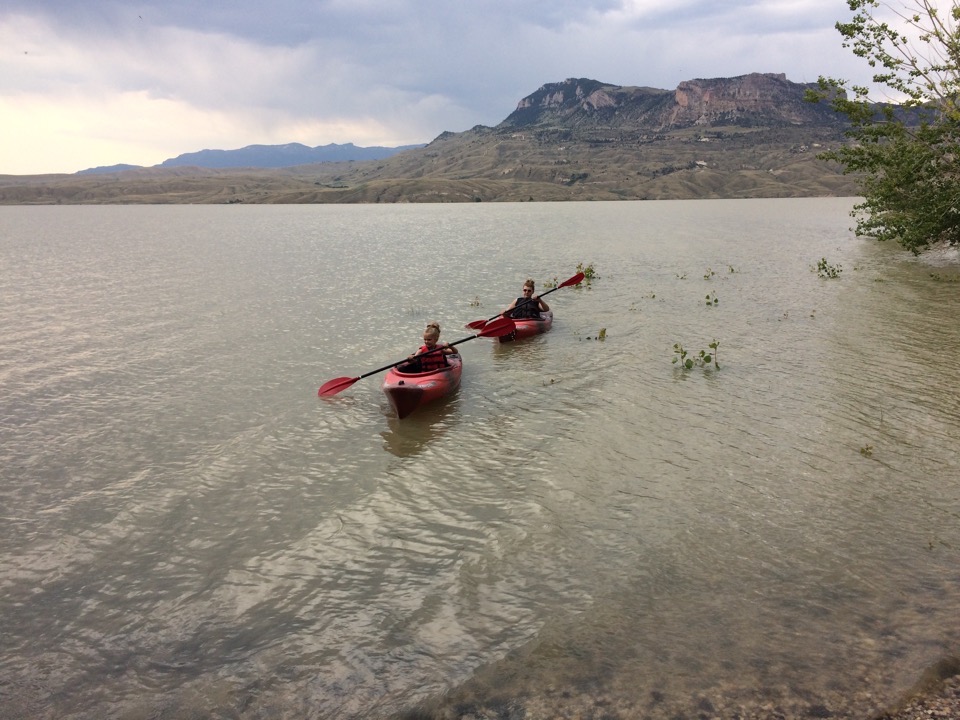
(1, 200, 958, 719)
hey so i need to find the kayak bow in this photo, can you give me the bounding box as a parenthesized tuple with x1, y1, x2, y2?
(381, 353, 463, 418)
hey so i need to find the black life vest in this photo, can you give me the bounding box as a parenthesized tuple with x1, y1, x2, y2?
(510, 297, 542, 319)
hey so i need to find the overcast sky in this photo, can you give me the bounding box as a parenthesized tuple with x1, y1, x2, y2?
(2, 0, 903, 175)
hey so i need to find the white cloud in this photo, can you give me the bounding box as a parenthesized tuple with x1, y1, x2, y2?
(0, 0, 906, 174)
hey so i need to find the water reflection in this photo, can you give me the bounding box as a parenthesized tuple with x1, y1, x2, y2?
(380, 394, 460, 457)
(489, 333, 551, 365)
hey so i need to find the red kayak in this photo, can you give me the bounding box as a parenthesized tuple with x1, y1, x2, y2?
(381, 353, 462, 419)
(498, 311, 553, 343)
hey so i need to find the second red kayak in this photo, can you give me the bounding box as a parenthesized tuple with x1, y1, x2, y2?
(498, 311, 553, 343)
(381, 353, 462, 419)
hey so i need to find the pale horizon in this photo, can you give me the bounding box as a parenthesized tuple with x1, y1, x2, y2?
(2, 0, 907, 175)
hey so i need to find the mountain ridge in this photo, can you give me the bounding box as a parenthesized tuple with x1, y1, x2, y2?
(76, 142, 424, 175)
(497, 73, 841, 131)
(0, 72, 862, 203)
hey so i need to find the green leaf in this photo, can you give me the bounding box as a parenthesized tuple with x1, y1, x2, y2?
(811, 1, 960, 254)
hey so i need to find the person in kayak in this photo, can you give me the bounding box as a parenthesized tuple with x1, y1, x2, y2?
(504, 279, 550, 320)
(406, 322, 455, 371)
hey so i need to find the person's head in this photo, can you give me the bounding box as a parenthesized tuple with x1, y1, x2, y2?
(522, 279, 535, 296)
(423, 322, 441, 348)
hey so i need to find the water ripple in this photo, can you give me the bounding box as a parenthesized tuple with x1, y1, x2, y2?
(2, 203, 959, 720)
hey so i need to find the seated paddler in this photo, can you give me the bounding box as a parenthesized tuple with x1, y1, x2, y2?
(503, 278, 550, 320)
(405, 322, 455, 371)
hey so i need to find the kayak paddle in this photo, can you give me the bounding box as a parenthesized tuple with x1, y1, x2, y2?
(465, 271, 585, 330)
(318, 316, 516, 397)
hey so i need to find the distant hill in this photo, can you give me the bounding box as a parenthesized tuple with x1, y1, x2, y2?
(75, 142, 424, 175)
(156, 142, 424, 169)
(77, 163, 143, 175)
(2, 73, 863, 204)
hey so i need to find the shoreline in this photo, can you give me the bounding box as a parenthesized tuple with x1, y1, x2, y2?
(399, 665, 960, 720)
(878, 669, 960, 720)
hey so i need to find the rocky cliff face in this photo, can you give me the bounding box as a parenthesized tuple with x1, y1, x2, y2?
(500, 73, 843, 131)
(667, 73, 841, 127)
(502, 78, 669, 129)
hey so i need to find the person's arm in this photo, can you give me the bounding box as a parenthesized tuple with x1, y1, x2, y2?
(502, 299, 517, 317)
(536, 296, 550, 312)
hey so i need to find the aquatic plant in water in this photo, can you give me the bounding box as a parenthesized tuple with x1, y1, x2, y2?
(548, 262, 599, 289)
(815, 258, 842, 279)
(672, 340, 720, 369)
(576, 261, 599, 282)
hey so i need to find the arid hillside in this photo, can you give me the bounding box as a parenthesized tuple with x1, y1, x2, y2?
(0, 74, 862, 204)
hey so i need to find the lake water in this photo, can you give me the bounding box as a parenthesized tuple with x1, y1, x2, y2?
(1, 200, 958, 719)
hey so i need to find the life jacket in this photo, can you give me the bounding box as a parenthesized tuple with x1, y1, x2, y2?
(416, 343, 449, 371)
(510, 297, 542, 319)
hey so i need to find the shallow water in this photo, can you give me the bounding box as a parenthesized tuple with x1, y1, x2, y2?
(1, 200, 958, 719)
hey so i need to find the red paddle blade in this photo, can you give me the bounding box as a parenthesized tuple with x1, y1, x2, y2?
(478, 316, 516, 337)
(465, 318, 489, 330)
(560, 271, 586, 288)
(318, 376, 359, 397)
